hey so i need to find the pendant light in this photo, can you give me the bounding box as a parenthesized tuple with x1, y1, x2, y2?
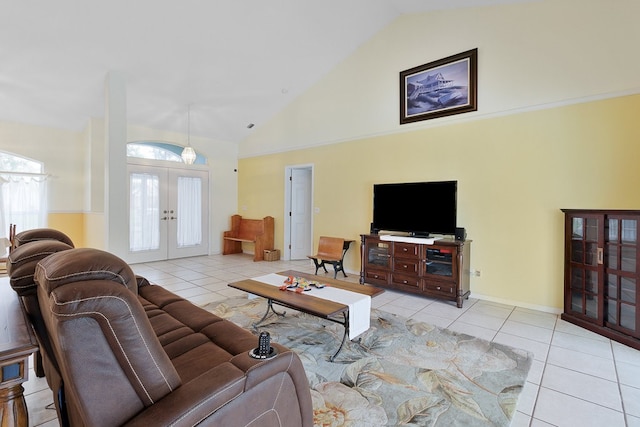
(181, 105, 197, 165)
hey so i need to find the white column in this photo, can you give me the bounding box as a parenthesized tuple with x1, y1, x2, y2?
(104, 71, 128, 258)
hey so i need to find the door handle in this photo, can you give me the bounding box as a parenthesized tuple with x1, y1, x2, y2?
(597, 247, 603, 265)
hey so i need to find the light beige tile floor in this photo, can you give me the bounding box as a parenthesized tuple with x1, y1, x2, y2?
(24, 253, 640, 426)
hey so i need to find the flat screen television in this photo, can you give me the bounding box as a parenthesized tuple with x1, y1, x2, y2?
(372, 181, 457, 236)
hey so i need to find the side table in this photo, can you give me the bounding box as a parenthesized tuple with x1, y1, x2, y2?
(0, 277, 38, 427)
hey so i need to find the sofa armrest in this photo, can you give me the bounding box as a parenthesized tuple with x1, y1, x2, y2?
(231, 347, 299, 388)
(126, 351, 313, 427)
(124, 363, 246, 427)
(231, 349, 313, 425)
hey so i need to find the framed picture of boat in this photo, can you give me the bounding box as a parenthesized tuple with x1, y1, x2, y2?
(400, 48, 477, 124)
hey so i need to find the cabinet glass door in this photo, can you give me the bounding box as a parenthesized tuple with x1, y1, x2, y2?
(424, 247, 455, 279)
(605, 217, 639, 336)
(367, 241, 391, 269)
(567, 215, 603, 321)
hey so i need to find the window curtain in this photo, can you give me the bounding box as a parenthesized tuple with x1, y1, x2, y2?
(177, 176, 202, 247)
(0, 173, 48, 237)
(129, 173, 160, 252)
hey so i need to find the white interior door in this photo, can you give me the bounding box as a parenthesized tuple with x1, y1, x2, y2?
(128, 164, 209, 263)
(288, 166, 313, 260)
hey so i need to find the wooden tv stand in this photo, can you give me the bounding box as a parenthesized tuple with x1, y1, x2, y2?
(360, 234, 471, 307)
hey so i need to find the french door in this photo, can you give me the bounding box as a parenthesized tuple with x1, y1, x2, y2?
(127, 164, 209, 263)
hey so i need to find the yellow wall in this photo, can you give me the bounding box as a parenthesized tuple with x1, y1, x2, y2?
(47, 212, 86, 247)
(83, 213, 105, 249)
(238, 0, 640, 313)
(238, 94, 640, 312)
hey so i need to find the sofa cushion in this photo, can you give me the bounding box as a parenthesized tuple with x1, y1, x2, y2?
(138, 285, 266, 382)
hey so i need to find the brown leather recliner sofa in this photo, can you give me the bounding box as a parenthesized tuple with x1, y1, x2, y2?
(7, 229, 75, 423)
(8, 230, 312, 427)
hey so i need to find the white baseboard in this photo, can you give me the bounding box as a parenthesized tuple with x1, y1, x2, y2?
(471, 292, 562, 315)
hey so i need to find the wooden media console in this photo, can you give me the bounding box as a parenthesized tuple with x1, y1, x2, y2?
(360, 234, 471, 308)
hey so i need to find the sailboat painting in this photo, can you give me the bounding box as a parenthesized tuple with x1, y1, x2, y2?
(400, 49, 477, 124)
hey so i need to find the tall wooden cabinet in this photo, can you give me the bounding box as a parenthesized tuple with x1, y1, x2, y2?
(360, 234, 471, 307)
(562, 209, 640, 350)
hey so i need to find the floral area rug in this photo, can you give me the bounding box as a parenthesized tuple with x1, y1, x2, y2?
(204, 297, 533, 426)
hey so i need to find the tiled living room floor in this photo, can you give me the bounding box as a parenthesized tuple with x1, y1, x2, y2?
(23, 253, 640, 427)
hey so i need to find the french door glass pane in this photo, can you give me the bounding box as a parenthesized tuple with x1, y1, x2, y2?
(608, 245, 618, 270)
(586, 218, 598, 241)
(608, 274, 618, 298)
(622, 246, 636, 272)
(572, 218, 584, 239)
(586, 270, 598, 293)
(585, 242, 598, 266)
(586, 295, 598, 319)
(130, 173, 160, 251)
(607, 300, 617, 324)
(571, 269, 583, 290)
(571, 241, 584, 263)
(621, 304, 636, 331)
(622, 220, 637, 244)
(571, 290, 583, 313)
(621, 277, 636, 303)
(177, 176, 202, 247)
(608, 219, 619, 243)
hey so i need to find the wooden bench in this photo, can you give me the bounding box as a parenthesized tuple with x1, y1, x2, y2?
(308, 236, 354, 278)
(223, 215, 274, 261)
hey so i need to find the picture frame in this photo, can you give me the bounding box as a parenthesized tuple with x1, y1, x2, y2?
(400, 48, 477, 124)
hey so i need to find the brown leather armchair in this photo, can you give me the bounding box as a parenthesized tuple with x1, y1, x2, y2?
(33, 247, 313, 427)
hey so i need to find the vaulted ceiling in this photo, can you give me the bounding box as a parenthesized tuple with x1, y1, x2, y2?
(1, 0, 531, 143)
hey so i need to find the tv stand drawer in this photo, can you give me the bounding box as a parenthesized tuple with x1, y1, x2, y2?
(393, 259, 420, 274)
(391, 273, 420, 288)
(365, 270, 389, 285)
(394, 243, 420, 258)
(423, 281, 455, 296)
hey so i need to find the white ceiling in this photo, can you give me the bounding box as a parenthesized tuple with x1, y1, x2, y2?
(1, 0, 529, 143)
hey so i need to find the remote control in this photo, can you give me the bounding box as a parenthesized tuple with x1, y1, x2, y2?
(258, 331, 271, 357)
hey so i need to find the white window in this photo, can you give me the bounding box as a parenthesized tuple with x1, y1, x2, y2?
(127, 142, 183, 162)
(0, 151, 48, 236)
(127, 141, 203, 164)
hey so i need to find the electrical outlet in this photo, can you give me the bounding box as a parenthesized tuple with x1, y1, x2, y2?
(474, 270, 481, 277)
